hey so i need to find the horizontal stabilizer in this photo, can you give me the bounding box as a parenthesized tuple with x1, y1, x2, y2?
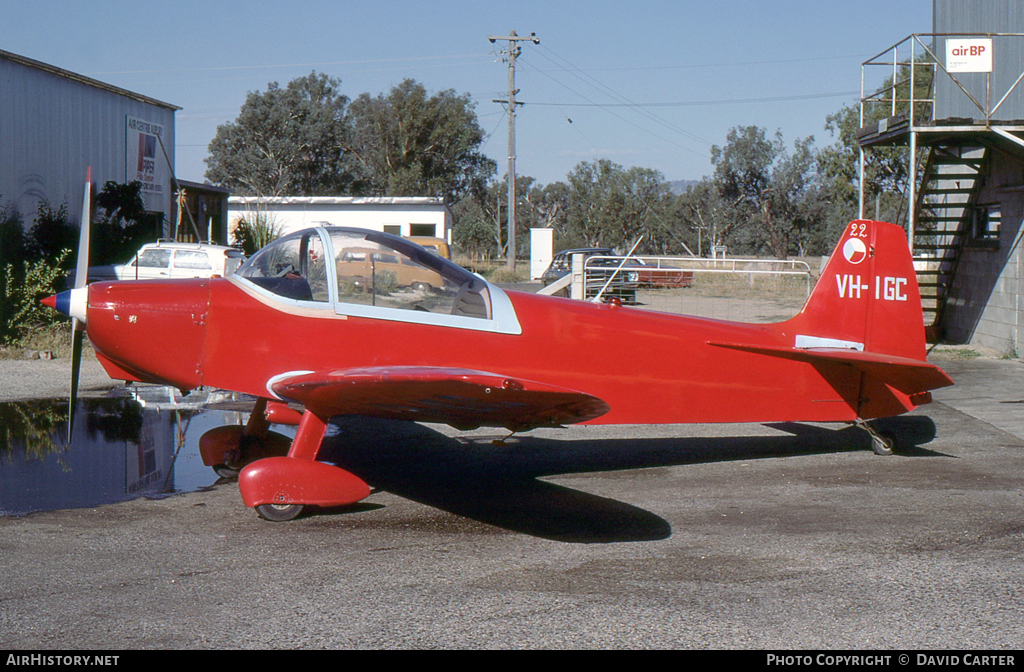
(709, 342, 954, 397)
(269, 366, 610, 431)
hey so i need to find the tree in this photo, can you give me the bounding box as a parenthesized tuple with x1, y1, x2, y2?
(205, 72, 356, 196)
(559, 159, 688, 254)
(677, 178, 737, 256)
(817, 56, 936, 230)
(26, 200, 75, 270)
(452, 174, 552, 261)
(347, 79, 496, 203)
(92, 181, 153, 264)
(0, 197, 24, 275)
(450, 209, 495, 261)
(710, 126, 821, 258)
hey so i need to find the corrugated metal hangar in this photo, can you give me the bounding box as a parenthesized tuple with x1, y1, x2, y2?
(0, 48, 179, 236)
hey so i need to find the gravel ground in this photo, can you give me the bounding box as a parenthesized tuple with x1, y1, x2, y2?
(0, 347, 118, 402)
(2, 345, 1024, 649)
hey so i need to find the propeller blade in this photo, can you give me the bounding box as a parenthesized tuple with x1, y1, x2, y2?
(68, 321, 84, 442)
(74, 167, 91, 290)
(68, 167, 91, 441)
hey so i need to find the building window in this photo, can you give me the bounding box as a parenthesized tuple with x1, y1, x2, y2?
(383, 225, 402, 236)
(974, 204, 1001, 241)
(409, 223, 436, 237)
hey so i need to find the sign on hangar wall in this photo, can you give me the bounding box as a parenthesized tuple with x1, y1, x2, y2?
(125, 115, 169, 211)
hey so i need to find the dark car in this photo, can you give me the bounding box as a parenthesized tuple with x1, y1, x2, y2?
(541, 247, 638, 304)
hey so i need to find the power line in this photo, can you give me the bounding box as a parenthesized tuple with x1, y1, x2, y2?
(85, 52, 491, 76)
(540, 52, 873, 73)
(533, 44, 712, 147)
(515, 53, 708, 158)
(521, 90, 860, 107)
(480, 108, 508, 152)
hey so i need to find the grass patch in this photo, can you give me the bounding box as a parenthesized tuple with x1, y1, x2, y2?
(0, 324, 74, 359)
(929, 345, 982, 360)
(688, 272, 811, 299)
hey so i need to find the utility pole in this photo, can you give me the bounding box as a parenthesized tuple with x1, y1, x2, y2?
(488, 30, 539, 272)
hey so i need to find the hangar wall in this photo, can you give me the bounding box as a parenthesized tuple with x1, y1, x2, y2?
(926, 1, 1024, 353)
(943, 153, 1024, 354)
(932, 0, 1024, 122)
(0, 49, 178, 234)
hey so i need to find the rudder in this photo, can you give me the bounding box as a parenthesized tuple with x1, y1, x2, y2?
(788, 220, 927, 363)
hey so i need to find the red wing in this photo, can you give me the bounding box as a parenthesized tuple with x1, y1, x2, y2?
(269, 366, 610, 431)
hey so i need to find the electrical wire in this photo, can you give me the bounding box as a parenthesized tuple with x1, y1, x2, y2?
(516, 56, 708, 158)
(574, 52, 872, 73)
(480, 108, 507, 152)
(523, 90, 861, 107)
(86, 52, 492, 76)
(533, 44, 713, 147)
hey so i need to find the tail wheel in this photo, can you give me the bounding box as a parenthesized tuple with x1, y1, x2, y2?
(255, 503, 305, 522)
(871, 431, 896, 456)
(855, 419, 898, 456)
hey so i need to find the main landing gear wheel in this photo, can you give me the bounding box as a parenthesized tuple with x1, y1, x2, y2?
(213, 464, 241, 479)
(255, 503, 305, 522)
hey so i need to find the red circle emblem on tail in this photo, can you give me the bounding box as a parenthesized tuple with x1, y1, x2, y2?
(842, 237, 867, 264)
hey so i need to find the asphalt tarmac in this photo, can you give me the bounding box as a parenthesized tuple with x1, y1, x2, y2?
(1, 350, 1023, 649)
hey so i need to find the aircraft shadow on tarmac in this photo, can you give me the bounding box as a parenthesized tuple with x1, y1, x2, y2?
(312, 414, 940, 544)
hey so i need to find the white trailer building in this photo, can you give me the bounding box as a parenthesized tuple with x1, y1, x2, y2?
(227, 196, 452, 242)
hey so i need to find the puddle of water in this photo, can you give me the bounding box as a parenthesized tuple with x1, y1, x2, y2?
(0, 386, 294, 516)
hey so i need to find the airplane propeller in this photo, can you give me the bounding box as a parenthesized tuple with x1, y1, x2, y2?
(68, 167, 92, 440)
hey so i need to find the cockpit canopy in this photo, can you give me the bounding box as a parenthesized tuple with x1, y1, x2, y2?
(236, 227, 492, 320)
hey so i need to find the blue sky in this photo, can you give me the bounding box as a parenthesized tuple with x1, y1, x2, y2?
(2, 0, 933, 187)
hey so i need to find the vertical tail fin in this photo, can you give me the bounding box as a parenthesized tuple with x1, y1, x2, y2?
(788, 220, 927, 362)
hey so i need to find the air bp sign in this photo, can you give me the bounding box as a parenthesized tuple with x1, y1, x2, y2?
(946, 38, 993, 73)
(125, 116, 168, 211)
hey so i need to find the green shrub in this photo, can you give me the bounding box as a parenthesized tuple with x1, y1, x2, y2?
(0, 200, 26, 338)
(232, 211, 282, 255)
(1, 250, 71, 346)
(0, 198, 25, 271)
(489, 266, 526, 283)
(27, 201, 75, 270)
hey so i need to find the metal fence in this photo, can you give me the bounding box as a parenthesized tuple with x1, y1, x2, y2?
(581, 255, 814, 324)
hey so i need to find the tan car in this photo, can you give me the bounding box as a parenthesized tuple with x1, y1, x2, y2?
(337, 247, 445, 292)
(407, 236, 450, 260)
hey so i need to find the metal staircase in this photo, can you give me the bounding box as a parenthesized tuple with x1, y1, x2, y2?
(912, 146, 987, 335)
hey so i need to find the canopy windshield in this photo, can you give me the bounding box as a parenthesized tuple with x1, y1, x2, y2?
(236, 227, 492, 319)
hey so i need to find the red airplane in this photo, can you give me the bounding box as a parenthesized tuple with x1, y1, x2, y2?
(44, 217, 952, 521)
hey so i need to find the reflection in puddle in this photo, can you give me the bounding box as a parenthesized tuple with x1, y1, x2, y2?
(0, 387, 292, 516)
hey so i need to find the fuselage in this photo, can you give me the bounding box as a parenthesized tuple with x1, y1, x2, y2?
(83, 276, 878, 426)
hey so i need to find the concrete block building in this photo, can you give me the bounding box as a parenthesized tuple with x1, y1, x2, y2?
(857, 0, 1024, 352)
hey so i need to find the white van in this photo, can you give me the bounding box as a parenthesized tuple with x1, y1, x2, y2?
(116, 241, 246, 280)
